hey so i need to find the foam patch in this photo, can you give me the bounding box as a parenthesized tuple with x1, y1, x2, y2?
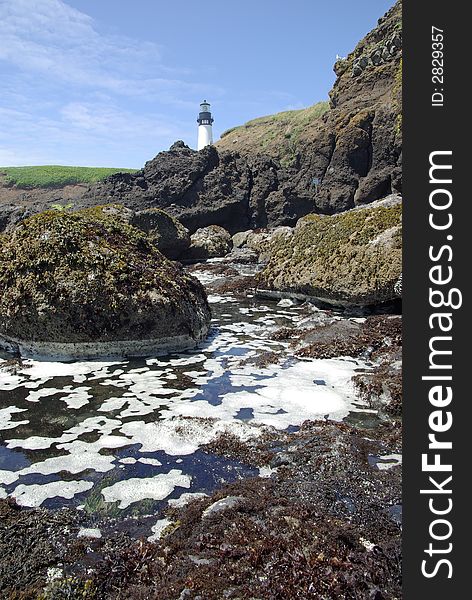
(101, 469, 191, 509)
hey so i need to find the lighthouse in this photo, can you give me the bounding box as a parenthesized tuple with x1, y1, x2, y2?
(197, 100, 214, 150)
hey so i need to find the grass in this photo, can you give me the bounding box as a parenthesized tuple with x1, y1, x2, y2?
(220, 101, 329, 139)
(217, 101, 329, 166)
(0, 165, 137, 189)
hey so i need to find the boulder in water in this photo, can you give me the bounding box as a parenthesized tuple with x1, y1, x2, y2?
(182, 225, 232, 260)
(258, 199, 402, 307)
(0, 206, 211, 359)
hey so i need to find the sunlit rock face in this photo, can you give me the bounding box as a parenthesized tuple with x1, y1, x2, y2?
(0, 206, 211, 359)
(182, 225, 232, 260)
(258, 197, 402, 307)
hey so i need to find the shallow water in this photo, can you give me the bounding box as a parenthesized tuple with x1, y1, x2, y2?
(0, 263, 374, 534)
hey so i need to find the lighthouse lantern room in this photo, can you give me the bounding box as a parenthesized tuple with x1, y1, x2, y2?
(197, 100, 214, 150)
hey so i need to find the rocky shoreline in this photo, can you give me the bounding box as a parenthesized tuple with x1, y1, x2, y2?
(1, 420, 401, 599)
(0, 3, 403, 597)
(0, 253, 402, 599)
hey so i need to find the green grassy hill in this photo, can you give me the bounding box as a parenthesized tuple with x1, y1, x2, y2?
(216, 101, 329, 167)
(0, 165, 137, 189)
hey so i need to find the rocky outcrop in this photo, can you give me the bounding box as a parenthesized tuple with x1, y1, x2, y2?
(0, 3, 401, 234)
(292, 1, 401, 214)
(130, 208, 190, 259)
(257, 197, 402, 307)
(79, 2, 400, 225)
(76, 141, 314, 234)
(0, 204, 32, 233)
(182, 224, 232, 260)
(218, 1, 402, 215)
(231, 227, 294, 263)
(0, 207, 211, 359)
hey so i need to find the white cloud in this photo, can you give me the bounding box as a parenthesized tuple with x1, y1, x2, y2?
(0, 0, 222, 165)
(0, 101, 194, 167)
(0, 0, 221, 101)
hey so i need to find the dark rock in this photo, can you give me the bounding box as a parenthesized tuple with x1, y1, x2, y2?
(314, 1, 401, 213)
(352, 64, 363, 77)
(0, 206, 211, 359)
(355, 167, 393, 205)
(0, 204, 31, 232)
(130, 208, 190, 259)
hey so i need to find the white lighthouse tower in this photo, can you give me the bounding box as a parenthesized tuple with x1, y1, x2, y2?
(197, 100, 214, 150)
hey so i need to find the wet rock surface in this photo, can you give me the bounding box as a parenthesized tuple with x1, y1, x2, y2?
(0, 498, 87, 597)
(0, 419, 401, 599)
(258, 199, 402, 307)
(0, 206, 211, 358)
(0, 258, 401, 598)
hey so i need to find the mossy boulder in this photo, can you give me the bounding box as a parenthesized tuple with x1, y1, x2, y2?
(0, 207, 211, 359)
(246, 227, 293, 263)
(182, 225, 232, 260)
(258, 200, 402, 307)
(130, 208, 190, 260)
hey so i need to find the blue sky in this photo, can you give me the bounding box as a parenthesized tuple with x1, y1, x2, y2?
(0, 0, 394, 168)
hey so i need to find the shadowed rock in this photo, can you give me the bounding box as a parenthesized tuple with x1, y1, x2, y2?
(130, 208, 190, 259)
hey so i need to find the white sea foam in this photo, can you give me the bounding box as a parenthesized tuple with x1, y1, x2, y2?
(12, 480, 94, 507)
(120, 416, 259, 456)
(0, 469, 21, 486)
(101, 469, 191, 509)
(0, 406, 29, 431)
(168, 492, 208, 507)
(78, 527, 102, 539)
(138, 458, 162, 467)
(0, 293, 373, 512)
(376, 453, 402, 470)
(148, 518, 173, 542)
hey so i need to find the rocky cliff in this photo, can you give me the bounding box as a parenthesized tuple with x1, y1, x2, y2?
(0, 1, 401, 234)
(219, 1, 402, 214)
(86, 1, 400, 226)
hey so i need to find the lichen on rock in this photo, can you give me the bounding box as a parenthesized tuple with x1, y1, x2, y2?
(0, 206, 211, 359)
(182, 224, 232, 260)
(258, 199, 402, 307)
